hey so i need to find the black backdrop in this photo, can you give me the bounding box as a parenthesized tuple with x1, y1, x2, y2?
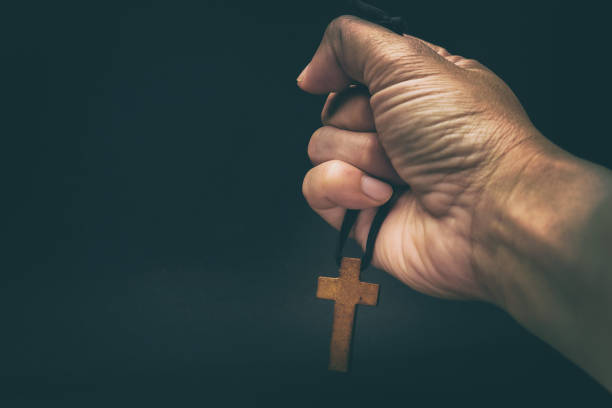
(2, 0, 611, 405)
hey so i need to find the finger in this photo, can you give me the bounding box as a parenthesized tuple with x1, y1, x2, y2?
(302, 159, 391, 248)
(321, 85, 376, 132)
(302, 159, 393, 228)
(297, 15, 445, 95)
(308, 126, 403, 184)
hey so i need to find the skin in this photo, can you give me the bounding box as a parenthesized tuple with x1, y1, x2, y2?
(298, 16, 612, 390)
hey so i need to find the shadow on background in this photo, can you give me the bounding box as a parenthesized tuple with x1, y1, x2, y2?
(1, 0, 611, 405)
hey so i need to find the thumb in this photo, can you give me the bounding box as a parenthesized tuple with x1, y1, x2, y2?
(297, 15, 445, 95)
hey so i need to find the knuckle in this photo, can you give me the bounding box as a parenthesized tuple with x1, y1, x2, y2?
(307, 133, 319, 161)
(301, 171, 312, 200)
(307, 127, 326, 161)
(360, 133, 379, 162)
(302, 177, 317, 207)
(446, 55, 462, 63)
(437, 46, 450, 56)
(328, 15, 358, 33)
(459, 58, 481, 68)
(326, 15, 361, 46)
(362, 133, 379, 152)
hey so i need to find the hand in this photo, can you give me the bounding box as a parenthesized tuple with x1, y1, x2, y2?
(298, 16, 612, 390)
(299, 16, 541, 301)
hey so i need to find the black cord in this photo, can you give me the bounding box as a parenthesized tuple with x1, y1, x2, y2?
(361, 186, 405, 269)
(335, 1, 408, 271)
(348, 0, 407, 35)
(336, 187, 407, 271)
(336, 209, 360, 267)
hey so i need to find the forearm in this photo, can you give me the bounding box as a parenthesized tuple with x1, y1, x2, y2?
(474, 134, 612, 390)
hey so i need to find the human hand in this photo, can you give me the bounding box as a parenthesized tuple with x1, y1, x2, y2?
(299, 17, 612, 390)
(299, 16, 544, 302)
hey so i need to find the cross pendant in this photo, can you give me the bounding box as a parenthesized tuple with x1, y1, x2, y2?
(316, 257, 379, 372)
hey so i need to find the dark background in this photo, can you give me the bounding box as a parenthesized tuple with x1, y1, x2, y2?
(2, 0, 611, 405)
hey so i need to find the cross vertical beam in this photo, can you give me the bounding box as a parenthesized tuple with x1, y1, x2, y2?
(317, 257, 379, 372)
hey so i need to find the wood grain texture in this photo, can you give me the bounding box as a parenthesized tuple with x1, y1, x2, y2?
(317, 257, 379, 372)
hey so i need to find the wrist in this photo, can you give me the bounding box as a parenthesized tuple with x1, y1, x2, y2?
(472, 132, 612, 388)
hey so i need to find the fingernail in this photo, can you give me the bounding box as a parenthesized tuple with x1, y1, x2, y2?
(297, 63, 310, 83)
(361, 175, 392, 202)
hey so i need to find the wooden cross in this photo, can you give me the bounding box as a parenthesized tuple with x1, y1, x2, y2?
(316, 257, 379, 372)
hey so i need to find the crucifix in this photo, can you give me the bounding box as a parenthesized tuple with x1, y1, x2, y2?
(313, 0, 408, 373)
(317, 257, 379, 372)
(316, 185, 403, 372)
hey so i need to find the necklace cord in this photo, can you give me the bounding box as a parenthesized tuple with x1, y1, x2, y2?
(335, 186, 407, 271)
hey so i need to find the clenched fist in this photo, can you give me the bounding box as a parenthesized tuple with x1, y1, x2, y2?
(299, 16, 540, 301)
(298, 16, 612, 390)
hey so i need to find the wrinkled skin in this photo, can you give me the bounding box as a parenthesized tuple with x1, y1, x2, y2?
(299, 15, 612, 390)
(300, 17, 541, 301)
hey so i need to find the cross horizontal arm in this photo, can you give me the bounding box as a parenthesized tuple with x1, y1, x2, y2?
(358, 282, 379, 306)
(316, 277, 338, 300)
